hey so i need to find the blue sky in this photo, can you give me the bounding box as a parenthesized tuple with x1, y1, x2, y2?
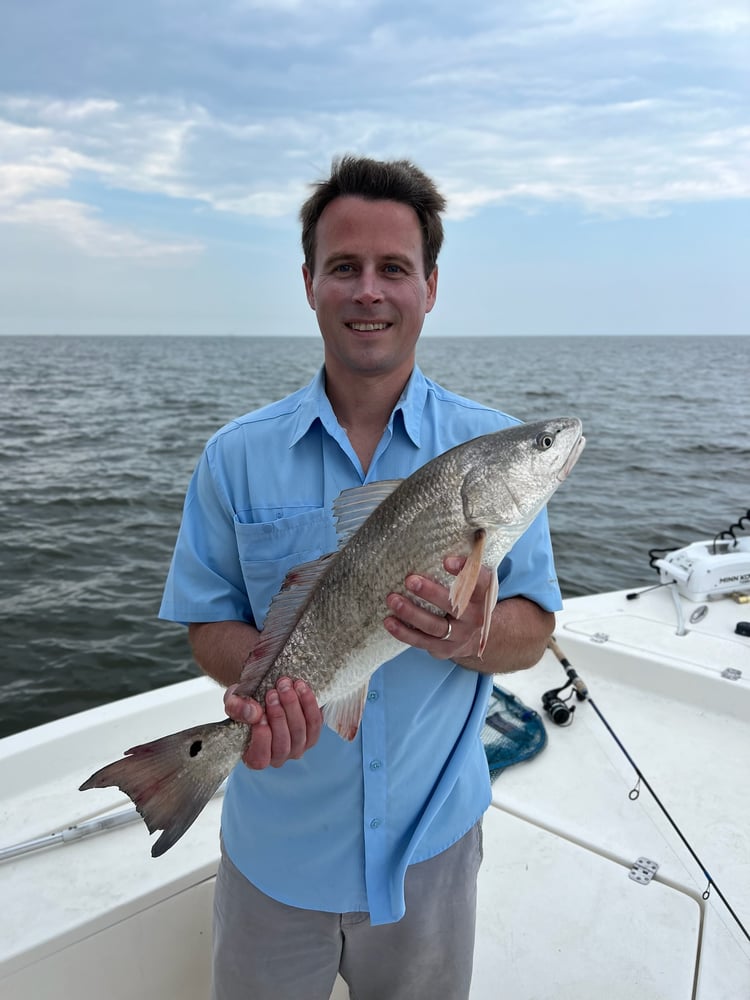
(1, 0, 748, 337)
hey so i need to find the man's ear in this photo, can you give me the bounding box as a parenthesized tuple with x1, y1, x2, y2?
(302, 263, 316, 310)
(425, 265, 438, 313)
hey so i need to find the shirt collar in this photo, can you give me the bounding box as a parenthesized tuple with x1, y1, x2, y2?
(290, 364, 428, 449)
(388, 365, 426, 448)
(289, 367, 332, 447)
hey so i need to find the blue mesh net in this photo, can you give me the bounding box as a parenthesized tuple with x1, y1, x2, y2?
(482, 684, 547, 782)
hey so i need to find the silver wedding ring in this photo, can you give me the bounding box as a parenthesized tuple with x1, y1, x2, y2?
(441, 619, 452, 641)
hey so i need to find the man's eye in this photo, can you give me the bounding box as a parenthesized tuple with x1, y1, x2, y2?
(335, 264, 353, 273)
(384, 264, 402, 274)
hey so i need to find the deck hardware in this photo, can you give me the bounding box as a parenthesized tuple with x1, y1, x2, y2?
(591, 632, 609, 644)
(629, 857, 659, 885)
(668, 585, 688, 635)
(689, 605, 708, 624)
(721, 667, 742, 681)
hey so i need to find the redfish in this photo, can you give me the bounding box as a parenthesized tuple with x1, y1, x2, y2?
(81, 417, 584, 855)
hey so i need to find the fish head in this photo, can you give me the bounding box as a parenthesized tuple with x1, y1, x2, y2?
(461, 417, 585, 529)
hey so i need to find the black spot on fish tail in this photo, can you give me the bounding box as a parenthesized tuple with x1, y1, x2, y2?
(79, 718, 241, 856)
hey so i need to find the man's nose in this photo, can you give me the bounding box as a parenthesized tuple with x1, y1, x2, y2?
(353, 268, 384, 304)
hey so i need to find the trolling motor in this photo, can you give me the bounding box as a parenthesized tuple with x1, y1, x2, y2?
(653, 538, 750, 602)
(541, 638, 590, 726)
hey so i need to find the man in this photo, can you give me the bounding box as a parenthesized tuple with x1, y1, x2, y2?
(159, 155, 560, 999)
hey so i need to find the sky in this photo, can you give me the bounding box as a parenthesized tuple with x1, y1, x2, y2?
(1, 0, 748, 337)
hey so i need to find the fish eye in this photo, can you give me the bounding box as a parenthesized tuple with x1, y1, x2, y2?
(535, 431, 556, 450)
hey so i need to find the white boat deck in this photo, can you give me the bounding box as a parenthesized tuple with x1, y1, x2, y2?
(482, 586, 750, 999)
(0, 677, 225, 999)
(1, 586, 748, 999)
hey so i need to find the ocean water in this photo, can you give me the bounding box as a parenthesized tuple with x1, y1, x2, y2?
(1, 334, 748, 738)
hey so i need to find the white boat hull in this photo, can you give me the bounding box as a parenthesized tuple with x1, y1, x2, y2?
(1, 585, 748, 999)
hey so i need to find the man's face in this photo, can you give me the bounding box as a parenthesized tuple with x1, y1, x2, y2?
(302, 196, 438, 383)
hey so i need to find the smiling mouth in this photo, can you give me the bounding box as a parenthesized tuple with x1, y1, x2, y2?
(346, 322, 391, 332)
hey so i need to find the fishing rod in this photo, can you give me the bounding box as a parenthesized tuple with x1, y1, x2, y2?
(544, 637, 750, 946)
(0, 806, 141, 863)
(0, 782, 228, 864)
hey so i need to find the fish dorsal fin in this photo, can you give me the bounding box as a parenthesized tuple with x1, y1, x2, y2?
(333, 480, 403, 549)
(234, 552, 335, 698)
(322, 683, 370, 741)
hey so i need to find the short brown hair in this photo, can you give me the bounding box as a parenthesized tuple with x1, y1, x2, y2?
(300, 155, 447, 277)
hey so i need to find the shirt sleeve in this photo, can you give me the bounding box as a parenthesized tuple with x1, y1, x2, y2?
(159, 445, 252, 626)
(497, 506, 562, 612)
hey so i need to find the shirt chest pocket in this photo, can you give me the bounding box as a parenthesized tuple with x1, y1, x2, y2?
(234, 507, 333, 628)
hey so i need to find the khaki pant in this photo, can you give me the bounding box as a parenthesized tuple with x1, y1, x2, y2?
(212, 823, 483, 1000)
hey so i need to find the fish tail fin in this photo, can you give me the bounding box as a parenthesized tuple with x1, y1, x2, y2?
(80, 718, 245, 857)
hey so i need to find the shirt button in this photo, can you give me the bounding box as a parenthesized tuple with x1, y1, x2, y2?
(369, 759, 382, 770)
(367, 691, 379, 701)
(370, 818, 382, 829)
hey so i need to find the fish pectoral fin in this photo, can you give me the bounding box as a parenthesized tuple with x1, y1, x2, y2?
(478, 569, 499, 658)
(448, 528, 486, 620)
(322, 684, 370, 742)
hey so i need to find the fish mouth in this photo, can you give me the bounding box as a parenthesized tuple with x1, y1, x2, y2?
(558, 431, 586, 481)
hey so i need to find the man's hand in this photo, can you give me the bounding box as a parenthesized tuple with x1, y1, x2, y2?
(384, 556, 554, 674)
(384, 556, 494, 662)
(224, 677, 324, 770)
(189, 622, 324, 771)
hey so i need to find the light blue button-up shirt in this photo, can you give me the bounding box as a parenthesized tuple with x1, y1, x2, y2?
(160, 365, 562, 924)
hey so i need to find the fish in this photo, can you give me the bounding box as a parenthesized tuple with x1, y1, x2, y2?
(80, 416, 585, 856)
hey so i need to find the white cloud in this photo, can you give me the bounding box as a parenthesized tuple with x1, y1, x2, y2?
(0, 196, 202, 258)
(510, 0, 750, 39)
(1, 87, 748, 241)
(0, 163, 68, 202)
(0, 100, 205, 258)
(5, 97, 121, 122)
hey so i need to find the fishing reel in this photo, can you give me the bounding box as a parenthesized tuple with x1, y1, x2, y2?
(541, 683, 576, 726)
(541, 638, 590, 726)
